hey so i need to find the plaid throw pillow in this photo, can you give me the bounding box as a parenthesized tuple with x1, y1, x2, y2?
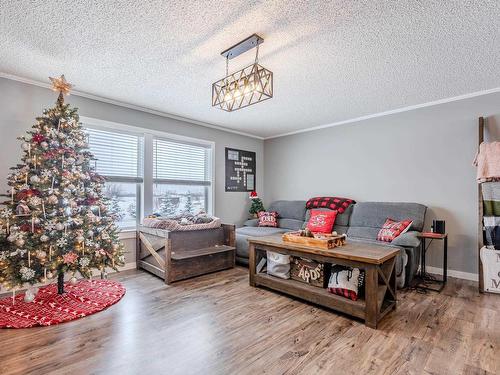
(377, 218, 413, 242)
(305, 197, 355, 214)
(327, 265, 361, 301)
(258, 211, 278, 227)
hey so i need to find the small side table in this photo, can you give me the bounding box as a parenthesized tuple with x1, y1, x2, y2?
(416, 233, 448, 292)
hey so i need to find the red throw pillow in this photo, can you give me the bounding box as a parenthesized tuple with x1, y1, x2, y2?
(258, 211, 278, 227)
(306, 209, 337, 233)
(377, 218, 413, 242)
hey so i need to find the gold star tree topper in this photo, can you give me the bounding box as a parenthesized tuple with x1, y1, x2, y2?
(49, 75, 73, 95)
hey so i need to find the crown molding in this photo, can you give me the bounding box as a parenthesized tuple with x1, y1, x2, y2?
(0, 72, 264, 140)
(4, 72, 499, 141)
(265, 86, 500, 140)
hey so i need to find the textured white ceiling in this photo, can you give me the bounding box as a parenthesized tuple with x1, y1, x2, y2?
(1, 1, 499, 138)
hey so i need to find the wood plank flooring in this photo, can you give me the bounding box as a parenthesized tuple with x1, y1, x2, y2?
(0, 267, 499, 375)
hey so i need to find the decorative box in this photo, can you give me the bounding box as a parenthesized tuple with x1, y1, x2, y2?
(290, 257, 328, 287)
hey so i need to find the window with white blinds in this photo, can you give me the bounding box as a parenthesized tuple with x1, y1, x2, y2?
(87, 128, 143, 182)
(153, 138, 210, 184)
(152, 137, 212, 216)
(84, 121, 214, 227)
(86, 127, 144, 229)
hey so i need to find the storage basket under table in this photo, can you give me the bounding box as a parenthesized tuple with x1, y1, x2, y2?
(290, 257, 328, 288)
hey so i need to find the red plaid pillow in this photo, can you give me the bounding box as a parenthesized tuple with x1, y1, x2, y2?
(377, 218, 413, 242)
(258, 211, 278, 227)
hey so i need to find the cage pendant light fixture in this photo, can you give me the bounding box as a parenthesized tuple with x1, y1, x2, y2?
(212, 34, 273, 112)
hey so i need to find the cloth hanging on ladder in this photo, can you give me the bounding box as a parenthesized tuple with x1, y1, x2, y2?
(473, 142, 500, 183)
(482, 181, 500, 249)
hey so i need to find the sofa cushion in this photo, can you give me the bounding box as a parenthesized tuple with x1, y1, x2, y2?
(305, 204, 353, 227)
(333, 224, 349, 235)
(236, 226, 288, 237)
(258, 211, 278, 227)
(376, 218, 413, 242)
(306, 209, 337, 233)
(348, 202, 427, 238)
(268, 200, 306, 221)
(278, 218, 304, 231)
(244, 219, 259, 227)
(391, 231, 421, 248)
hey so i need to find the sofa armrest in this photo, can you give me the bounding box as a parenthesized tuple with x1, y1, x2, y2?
(244, 219, 259, 227)
(391, 231, 421, 248)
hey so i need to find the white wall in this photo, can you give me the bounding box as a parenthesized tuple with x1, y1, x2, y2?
(264, 92, 500, 275)
(0, 77, 264, 263)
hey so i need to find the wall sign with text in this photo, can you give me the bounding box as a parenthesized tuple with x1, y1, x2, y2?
(225, 148, 256, 192)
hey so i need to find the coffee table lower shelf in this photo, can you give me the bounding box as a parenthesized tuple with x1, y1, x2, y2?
(248, 235, 399, 329)
(253, 273, 395, 325)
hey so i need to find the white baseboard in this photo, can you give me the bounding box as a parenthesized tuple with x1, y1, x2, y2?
(117, 262, 137, 271)
(90, 261, 136, 276)
(426, 266, 478, 282)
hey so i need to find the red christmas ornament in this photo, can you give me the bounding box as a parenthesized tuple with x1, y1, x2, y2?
(16, 189, 41, 201)
(32, 134, 45, 144)
(62, 252, 78, 265)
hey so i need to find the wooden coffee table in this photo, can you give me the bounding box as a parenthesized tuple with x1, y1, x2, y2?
(248, 235, 400, 328)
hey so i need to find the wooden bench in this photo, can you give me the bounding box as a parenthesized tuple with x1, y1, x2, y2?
(248, 235, 399, 329)
(137, 224, 236, 284)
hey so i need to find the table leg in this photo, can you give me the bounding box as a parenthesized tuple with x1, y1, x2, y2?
(443, 236, 448, 284)
(390, 260, 397, 310)
(249, 242, 256, 287)
(421, 238, 426, 277)
(365, 265, 379, 329)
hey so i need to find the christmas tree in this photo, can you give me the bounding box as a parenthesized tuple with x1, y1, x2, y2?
(0, 75, 125, 294)
(249, 191, 265, 217)
(184, 193, 193, 214)
(159, 197, 178, 217)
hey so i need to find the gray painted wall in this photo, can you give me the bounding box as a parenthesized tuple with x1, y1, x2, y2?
(264, 92, 500, 275)
(0, 77, 263, 263)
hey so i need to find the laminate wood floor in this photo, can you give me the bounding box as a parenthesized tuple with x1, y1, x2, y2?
(0, 267, 499, 375)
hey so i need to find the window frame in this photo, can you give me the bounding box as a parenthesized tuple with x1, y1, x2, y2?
(81, 117, 215, 229)
(84, 124, 144, 230)
(152, 135, 213, 216)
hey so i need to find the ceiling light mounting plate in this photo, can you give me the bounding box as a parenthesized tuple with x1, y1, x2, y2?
(221, 34, 264, 60)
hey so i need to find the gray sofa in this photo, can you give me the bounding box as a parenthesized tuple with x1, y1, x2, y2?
(235, 200, 427, 288)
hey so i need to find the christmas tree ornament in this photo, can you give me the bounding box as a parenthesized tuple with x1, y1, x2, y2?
(69, 276, 78, 285)
(40, 234, 49, 242)
(16, 202, 31, 216)
(32, 133, 45, 144)
(46, 271, 54, 279)
(40, 141, 49, 150)
(55, 223, 65, 231)
(29, 175, 40, 184)
(21, 142, 30, 151)
(49, 74, 73, 95)
(28, 196, 42, 207)
(15, 238, 25, 247)
(47, 195, 58, 204)
(23, 286, 37, 303)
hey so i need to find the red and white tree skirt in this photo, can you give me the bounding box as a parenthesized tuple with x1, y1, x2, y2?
(0, 279, 125, 328)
